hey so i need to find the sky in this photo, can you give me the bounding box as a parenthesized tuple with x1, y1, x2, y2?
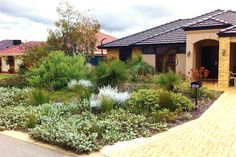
(0, 0, 236, 41)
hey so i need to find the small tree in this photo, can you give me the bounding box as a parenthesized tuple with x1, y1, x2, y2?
(47, 2, 101, 55)
(27, 51, 88, 90)
(22, 44, 54, 68)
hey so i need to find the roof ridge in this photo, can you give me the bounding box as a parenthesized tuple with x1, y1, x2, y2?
(210, 17, 231, 24)
(182, 10, 227, 28)
(188, 9, 225, 20)
(220, 25, 236, 33)
(134, 10, 227, 45)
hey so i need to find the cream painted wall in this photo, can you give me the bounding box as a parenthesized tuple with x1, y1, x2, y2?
(15, 57, 23, 71)
(107, 48, 119, 59)
(1, 57, 9, 72)
(185, 29, 220, 78)
(142, 54, 156, 68)
(176, 54, 186, 76)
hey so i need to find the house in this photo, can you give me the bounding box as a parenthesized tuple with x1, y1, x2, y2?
(99, 9, 236, 88)
(95, 32, 117, 55)
(0, 41, 43, 73)
(0, 32, 116, 72)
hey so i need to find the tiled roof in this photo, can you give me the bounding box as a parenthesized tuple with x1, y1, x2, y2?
(0, 40, 13, 50)
(213, 10, 236, 25)
(102, 9, 236, 48)
(0, 40, 22, 50)
(135, 28, 185, 45)
(0, 41, 44, 56)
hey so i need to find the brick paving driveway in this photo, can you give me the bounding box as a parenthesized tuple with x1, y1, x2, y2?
(101, 89, 236, 157)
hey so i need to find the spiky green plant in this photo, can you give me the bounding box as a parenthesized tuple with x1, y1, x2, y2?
(95, 60, 128, 87)
(154, 70, 182, 91)
(128, 55, 155, 82)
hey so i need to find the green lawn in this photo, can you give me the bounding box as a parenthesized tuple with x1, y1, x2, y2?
(0, 74, 13, 79)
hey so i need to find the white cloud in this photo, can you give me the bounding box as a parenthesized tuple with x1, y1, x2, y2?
(0, 0, 235, 41)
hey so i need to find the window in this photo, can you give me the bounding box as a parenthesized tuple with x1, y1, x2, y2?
(156, 48, 177, 72)
(119, 48, 132, 61)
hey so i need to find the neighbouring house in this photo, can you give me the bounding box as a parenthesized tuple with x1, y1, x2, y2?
(0, 41, 43, 73)
(0, 32, 116, 72)
(90, 32, 117, 65)
(95, 32, 117, 55)
(98, 9, 236, 88)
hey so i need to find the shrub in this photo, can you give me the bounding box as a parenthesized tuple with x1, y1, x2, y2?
(158, 90, 175, 111)
(98, 85, 130, 105)
(68, 80, 78, 90)
(191, 87, 216, 99)
(68, 79, 93, 90)
(0, 74, 28, 88)
(154, 70, 182, 91)
(90, 94, 101, 109)
(67, 79, 94, 100)
(48, 90, 80, 103)
(99, 109, 166, 142)
(0, 106, 33, 130)
(151, 109, 179, 122)
(0, 97, 167, 153)
(27, 51, 88, 90)
(95, 60, 128, 87)
(158, 91, 193, 112)
(30, 88, 50, 106)
(127, 89, 160, 114)
(89, 85, 130, 110)
(127, 88, 193, 114)
(172, 93, 193, 111)
(30, 114, 100, 153)
(78, 79, 93, 88)
(100, 96, 115, 113)
(22, 45, 56, 68)
(0, 87, 30, 107)
(190, 66, 209, 81)
(128, 55, 154, 82)
(177, 81, 216, 100)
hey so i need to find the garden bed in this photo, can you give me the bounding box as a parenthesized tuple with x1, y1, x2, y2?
(0, 52, 221, 155)
(168, 91, 223, 128)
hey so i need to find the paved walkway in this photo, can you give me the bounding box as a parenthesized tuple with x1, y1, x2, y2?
(101, 89, 236, 157)
(0, 133, 76, 157)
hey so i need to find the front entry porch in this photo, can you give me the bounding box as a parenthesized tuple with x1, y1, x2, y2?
(194, 39, 219, 81)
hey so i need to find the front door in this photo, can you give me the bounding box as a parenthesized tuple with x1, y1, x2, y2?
(201, 46, 219, 79)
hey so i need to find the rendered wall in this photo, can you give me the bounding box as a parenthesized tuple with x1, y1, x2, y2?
(107, 48, 119, 59)
(1, 57, 8, 72)
(132, 48, 142, 59)
(176, 54, 186, 76)
(142, 54, 156, 68)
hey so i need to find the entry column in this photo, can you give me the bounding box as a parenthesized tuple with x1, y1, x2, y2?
(218, 37, 230, 87)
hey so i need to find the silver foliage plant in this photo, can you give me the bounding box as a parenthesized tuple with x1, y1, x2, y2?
(68, 79, 93, 90)
(0, 87, 31, 107)
(89, 85, 130, 109)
